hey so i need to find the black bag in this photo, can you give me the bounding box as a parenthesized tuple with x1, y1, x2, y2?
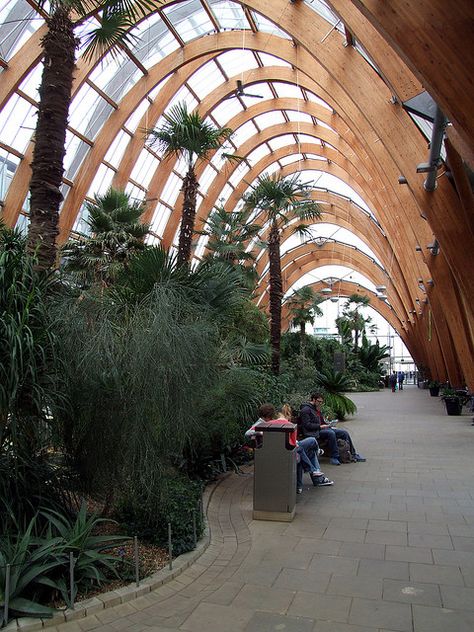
(337, 438, 353, 463)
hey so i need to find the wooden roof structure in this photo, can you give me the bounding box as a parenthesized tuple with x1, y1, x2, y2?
(1, 0, 473, 386)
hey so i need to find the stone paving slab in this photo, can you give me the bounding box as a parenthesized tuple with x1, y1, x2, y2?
(13, 388, 474, 632)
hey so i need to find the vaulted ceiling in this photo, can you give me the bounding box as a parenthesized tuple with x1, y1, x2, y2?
(1, 0, 473, 386)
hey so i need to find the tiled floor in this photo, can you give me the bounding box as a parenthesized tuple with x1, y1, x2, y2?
(49, 387, 474, 631)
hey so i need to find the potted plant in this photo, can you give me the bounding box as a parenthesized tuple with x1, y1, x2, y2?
(440, 388, 468, 416)
(428, 380, 441, 397)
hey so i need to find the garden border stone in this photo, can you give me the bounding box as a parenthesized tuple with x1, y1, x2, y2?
(5, 476, 226, 632)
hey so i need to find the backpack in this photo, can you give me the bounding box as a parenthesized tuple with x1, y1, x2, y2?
(337, 438, 353, 463)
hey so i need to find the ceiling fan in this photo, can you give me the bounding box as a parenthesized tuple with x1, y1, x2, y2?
(225, 80, 263, 100)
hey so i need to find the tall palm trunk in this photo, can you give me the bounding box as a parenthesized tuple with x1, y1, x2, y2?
(178, 166, 199, 266)
(268, 221, 282, 375)
(27, 6, 76, 271)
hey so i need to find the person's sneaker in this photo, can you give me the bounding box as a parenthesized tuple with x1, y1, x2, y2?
(353, 454, 366, 462)
(330, 458, 341, 465)
(296, 487, 303, 494)
(312, 475, 334, 487)
(317, 448, 324, 456)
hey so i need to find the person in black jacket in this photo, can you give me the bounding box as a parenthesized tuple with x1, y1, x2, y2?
(300, 392, 366, 465)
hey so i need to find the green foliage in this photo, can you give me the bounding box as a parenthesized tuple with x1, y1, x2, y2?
(243, 173, 322, 225)
(40, 501, 129, 606)
(50, 284, 218, 498)
(357, 337, 389, 373)
(61, 187, 149, 287)
(0, 518, 59, 621)
(314, 369, 357, 419)
(0, 505, 130, 623)
(147, 102, 232, 167)
(0, 226, 58, 448)
(117, 474, 203, 556)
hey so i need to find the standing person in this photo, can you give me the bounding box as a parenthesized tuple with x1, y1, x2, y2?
(398, 370, 405, 390)
(389, 372, 398, 392)
(300, 393, 366, 465)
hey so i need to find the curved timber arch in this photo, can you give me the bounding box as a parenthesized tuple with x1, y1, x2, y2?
(255, 241, 408, 326)
(281, 280, 406, 342)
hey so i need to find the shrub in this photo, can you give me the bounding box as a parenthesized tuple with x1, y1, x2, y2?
(117, 473, 204, 556)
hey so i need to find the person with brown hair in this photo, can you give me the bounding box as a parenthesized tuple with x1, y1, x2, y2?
(245, 403, 333, 493)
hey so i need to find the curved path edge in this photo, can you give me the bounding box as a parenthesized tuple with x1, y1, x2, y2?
(5, 469, 252, 631)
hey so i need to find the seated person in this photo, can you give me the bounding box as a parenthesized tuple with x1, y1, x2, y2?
(300, 392, 366, 465)
(246, 403, 333, 492)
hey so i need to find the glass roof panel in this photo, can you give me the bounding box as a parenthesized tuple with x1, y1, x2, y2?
(216, 50, 257, 78)
(261, 162, 279, 176)
(272, 82, 304, 99)
(160, 172, 182, 206)
(162, 0, 215, 41)
(218, 183, 233, 205)
(148, 75, 172, 100)
(69, 84, 113, 139)
(88, 49, 143, 103)
(297, 133, 320, 145)
(279, 154, 304, 167)
(127, 12, 177, 69)
(104, 130, 132, 168)
(150, 202, 172, 238)
(228, 162, 249, 187)
(306, 91, 333, 110)
(0, 0, 43, 62)
(257, 52, 291, 68)
(0, 93, 36, 153)
(231, 120, 258, 147)
(18, 62, 42, 101)
(302, 0, 339, 26)
(87, 164, 115, 198)
(198, 164, 218, 196)
(125, 182, 146, 202)
(63, 133, 90, 181)
(250, 11, 291, 39)
(253, 111, 286, 129)
(73, 201, 89, 235)
(0, 147, 20, 199)
(187, 60, 225, 99)
(208, 0, 248, 30)
(75, 16, 101, 57)
(267, 134, 295, 151)
(286, 110, 313, 124)
(130, 149, 159, 188)
(124, 98, 151, 133)
(247, 144, 270, 164)
(211, 98, 243, 126)
(165, 85, 198, 112)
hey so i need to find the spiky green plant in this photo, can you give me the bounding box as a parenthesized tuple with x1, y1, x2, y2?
(61, 187, 149, 287)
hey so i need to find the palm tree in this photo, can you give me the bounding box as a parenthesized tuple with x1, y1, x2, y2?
(26, 0, 153, 272)
(196, 205, 261, 289)
(147, 102, 233, 267)
(336, 294, 371, 349)
(286, 286, 324, 353)
(243, 174, 322, 375)
(61, 187, 149, 287)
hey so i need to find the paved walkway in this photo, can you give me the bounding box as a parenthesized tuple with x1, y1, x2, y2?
(53, 387, 474, 632)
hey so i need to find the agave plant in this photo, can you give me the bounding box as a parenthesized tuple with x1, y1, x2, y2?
(40, 501, 130, 606)
(0, 518, 61, 622)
